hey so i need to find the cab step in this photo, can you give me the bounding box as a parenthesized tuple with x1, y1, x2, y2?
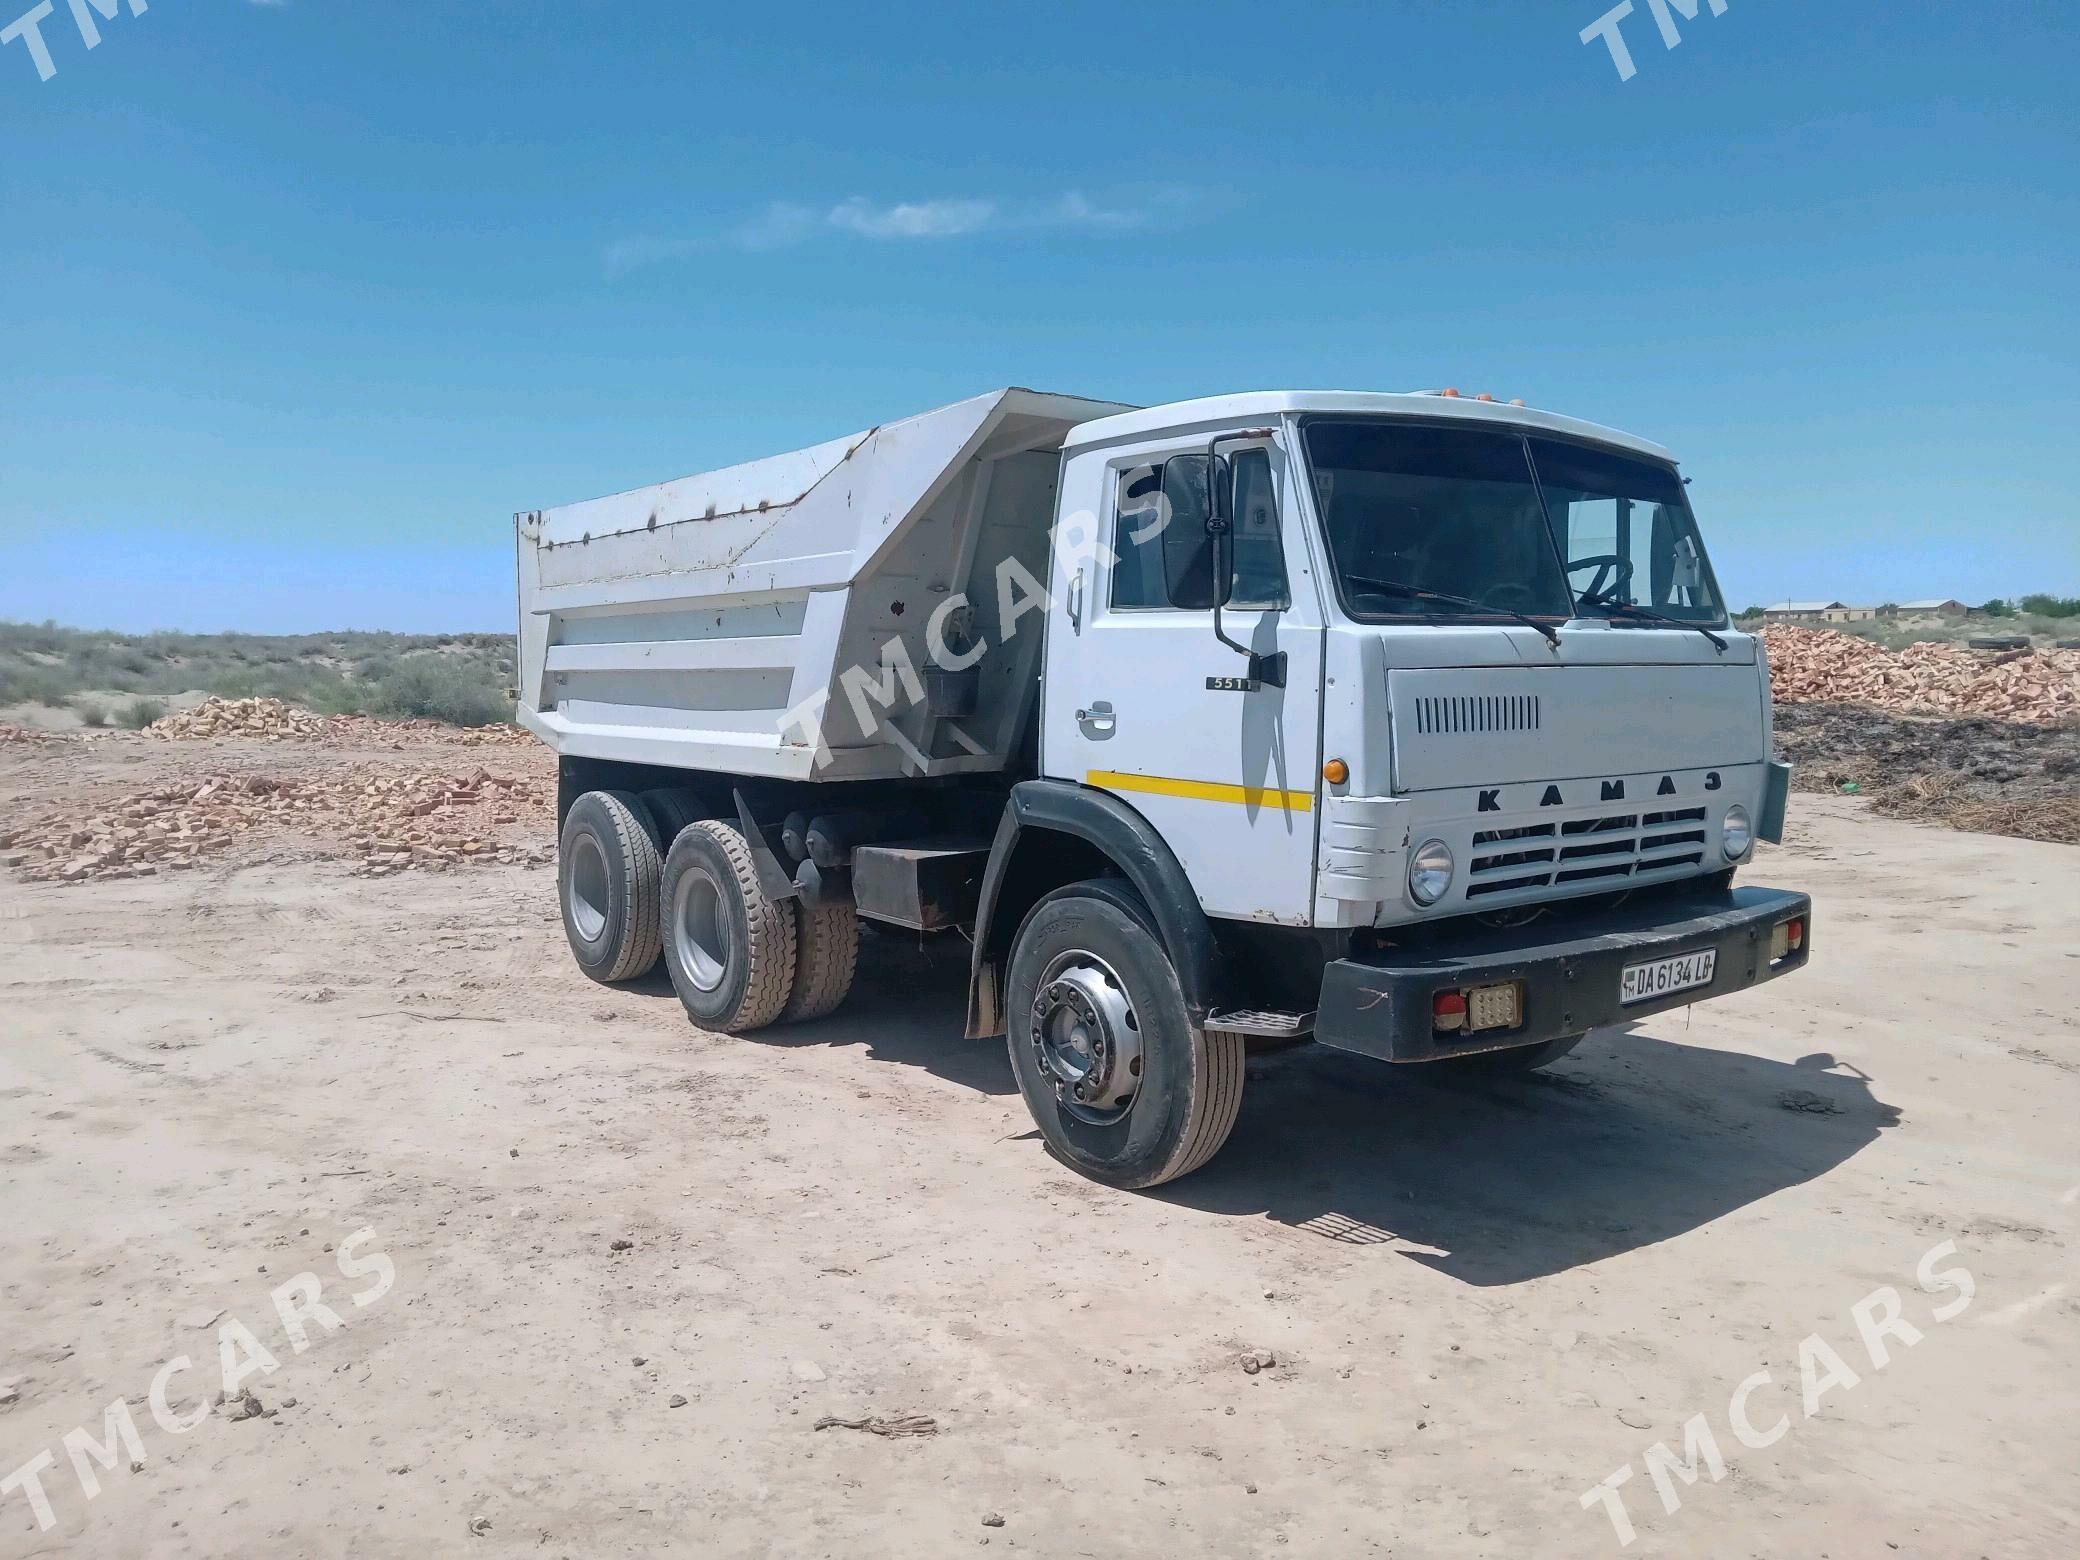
(1207, 1008, 1316, 1038)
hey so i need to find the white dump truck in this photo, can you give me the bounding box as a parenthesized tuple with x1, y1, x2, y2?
(515, 387, 1809, 1187)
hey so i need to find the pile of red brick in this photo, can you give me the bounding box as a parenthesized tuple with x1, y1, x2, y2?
(0, 724, 65, 745)
(147, 696, 533, 747)
(1763, 626, 2080, 724)
(0, 765, 553, 884)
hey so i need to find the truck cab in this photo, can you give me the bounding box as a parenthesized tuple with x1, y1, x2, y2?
(1041, 392, 1778, 935)
(519, 387, 1809, 1190)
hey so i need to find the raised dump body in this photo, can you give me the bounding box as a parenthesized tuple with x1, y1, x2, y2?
(515, 388, 1130, 781)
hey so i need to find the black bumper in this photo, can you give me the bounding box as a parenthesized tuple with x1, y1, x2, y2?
(1316, 885, 1812, 1063)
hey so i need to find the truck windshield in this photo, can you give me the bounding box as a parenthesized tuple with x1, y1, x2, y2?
(1304, 421, 1574, 624)
(1302, 419, 1726, 628)
(1529, 437, 1726, 625)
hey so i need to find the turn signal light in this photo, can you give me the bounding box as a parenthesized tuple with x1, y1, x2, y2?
(1432, 991, 1467, 1032)
(1322, 758, 1349, 785)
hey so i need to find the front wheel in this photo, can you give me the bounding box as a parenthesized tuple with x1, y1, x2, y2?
(1004, 882, 1244, 1190)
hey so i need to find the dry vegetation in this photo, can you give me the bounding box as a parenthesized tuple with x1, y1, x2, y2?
(0, 620, 515, 728)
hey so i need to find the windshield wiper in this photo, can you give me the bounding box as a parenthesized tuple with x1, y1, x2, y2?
(1575, 590, 1728, 652)
(1343, 575, 1560, 649)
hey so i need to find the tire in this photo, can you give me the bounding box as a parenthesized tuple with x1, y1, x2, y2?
(782, 899, 859, 1023)
(1428, 1032, 1586, 1077)
(1004, 880, 1245, 1190)
(558, 790, 664, 984)
(659, 820, 798, 1032)
(640, 787, 708, 849)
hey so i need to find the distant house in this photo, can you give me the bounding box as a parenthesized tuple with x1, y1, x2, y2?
(1891, 598, 1967, 618)
(1763, 601, 1879, 624)
(1763, 601, 1843, 623)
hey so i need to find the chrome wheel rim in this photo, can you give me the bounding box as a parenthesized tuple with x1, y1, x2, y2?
(672, 866, 730, 993)
(565, 834, 610, 945)
(1028, 950, 1143, 1125)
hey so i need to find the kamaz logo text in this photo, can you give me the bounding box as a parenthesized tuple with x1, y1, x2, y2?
(1475, 771, 1721, 812)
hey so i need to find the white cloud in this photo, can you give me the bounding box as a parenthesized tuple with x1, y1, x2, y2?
(604, 187, 1215, 277)
(731, 202, 825, 250)
(827, 197, 998, 240)
(1040, 191, 1147, 230)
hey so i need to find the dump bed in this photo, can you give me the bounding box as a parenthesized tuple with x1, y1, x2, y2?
(516, 388, 1130, 781)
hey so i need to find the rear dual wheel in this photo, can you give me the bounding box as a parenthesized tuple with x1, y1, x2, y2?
(558, 790, 663, 984)
(557, 793, 856, 1027)
(657, 819, 859, 1031)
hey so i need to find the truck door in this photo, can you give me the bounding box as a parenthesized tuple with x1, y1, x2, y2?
(1042, 433, 1326, 925)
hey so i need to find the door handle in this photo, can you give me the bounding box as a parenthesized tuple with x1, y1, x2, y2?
(1067, 567, 1085, 630)
(1075, 700, 1115, 735)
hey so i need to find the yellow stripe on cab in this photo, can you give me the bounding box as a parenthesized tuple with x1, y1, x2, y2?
(1086, 769, 1314, 813)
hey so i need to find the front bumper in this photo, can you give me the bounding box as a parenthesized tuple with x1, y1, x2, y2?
(1315, 884, 1811, 1062)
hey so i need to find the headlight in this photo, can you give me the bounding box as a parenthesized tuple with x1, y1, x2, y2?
(1722, 805, 1754, 861)
(1408, 838, 1455, 905)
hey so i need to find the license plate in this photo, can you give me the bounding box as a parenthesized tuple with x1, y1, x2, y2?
(1620, 949, 1717, 1005)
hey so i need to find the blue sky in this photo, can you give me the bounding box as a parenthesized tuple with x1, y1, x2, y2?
(1, 0, 2074, 632)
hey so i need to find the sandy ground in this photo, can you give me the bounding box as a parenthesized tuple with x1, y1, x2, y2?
(0, 692, 212, 733)
(1, 736, 2076, 1558)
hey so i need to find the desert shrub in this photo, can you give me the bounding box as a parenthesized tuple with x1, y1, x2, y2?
(366, 657, 511, 727)
(118, 697, 167, 729)
(0, 621, 516, 722)
(76, 701, 109, 728)
(2017, 593, 2080, 619)
(0, 666, 68, 706)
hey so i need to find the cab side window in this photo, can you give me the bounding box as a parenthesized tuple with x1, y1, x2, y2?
(1111, 464, 1169, 609)
(1109, 450, 1290, 610)
(1227, 449, 1289, 609)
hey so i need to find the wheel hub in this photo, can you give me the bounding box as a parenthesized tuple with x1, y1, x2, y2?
(1029, 953, 1142, 1122)
(672, 865, 730, 993)
(565, 834, 609, 945)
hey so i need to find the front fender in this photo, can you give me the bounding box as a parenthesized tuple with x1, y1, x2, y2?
(965, 779, 1221, 1037)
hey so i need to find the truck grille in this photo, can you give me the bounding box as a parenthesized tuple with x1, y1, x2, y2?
(1464, 807, 1709, 899)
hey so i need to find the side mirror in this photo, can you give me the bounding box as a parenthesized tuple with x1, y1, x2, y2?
(1159, 454, 1233, 611)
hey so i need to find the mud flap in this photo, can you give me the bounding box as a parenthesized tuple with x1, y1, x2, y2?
(732, 788, 799, 903)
